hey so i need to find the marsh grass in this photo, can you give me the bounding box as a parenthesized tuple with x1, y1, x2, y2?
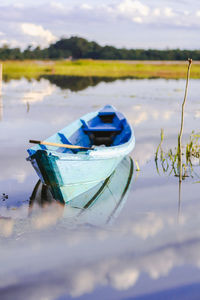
(155, 130, 200, 179)
(2, 59, 200, 80)
(155, 59, 199, 181)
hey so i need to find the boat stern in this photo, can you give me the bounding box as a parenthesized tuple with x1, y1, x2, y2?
(27, 150, 65, 203)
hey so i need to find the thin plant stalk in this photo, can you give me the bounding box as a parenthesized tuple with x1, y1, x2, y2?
(178, 58, 192, 182)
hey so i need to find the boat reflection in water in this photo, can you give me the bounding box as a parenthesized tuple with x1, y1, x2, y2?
(29, 156, 134, 226)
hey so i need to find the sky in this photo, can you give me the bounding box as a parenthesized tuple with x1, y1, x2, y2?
(0, 0, 200, 50)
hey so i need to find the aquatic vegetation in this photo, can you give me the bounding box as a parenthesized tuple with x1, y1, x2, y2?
(178, 59, 192, 181)
(155, 130, 200, 179)
(134, 160, 140, 172)
(155, 59, 200, 180)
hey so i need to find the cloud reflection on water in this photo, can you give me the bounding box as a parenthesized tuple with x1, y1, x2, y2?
(1, 206, 200, 299)
(21, 79, 56, 104)
(0, 77, 200, 299)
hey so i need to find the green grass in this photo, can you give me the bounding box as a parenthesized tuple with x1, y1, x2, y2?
(155, 130, 200, 179)
(2, 59, 200, 80)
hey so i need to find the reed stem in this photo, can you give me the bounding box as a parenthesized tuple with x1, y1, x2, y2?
(178, 58, 192, 182)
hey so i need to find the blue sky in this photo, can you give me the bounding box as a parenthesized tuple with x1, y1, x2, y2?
(0, 0, 200, 49)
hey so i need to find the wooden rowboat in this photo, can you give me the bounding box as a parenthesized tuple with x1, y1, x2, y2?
(27, 105, 135, 203)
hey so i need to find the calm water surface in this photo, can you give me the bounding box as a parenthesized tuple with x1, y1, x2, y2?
(0, 77, 200, 300)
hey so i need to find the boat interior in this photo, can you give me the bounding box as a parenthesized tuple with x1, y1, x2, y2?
(79, 105, 131, 147)
(62, 105, 132, 152)
(28, 105, 132, 155)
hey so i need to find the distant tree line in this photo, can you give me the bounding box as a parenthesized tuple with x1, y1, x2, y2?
(0, 36, 200, 60)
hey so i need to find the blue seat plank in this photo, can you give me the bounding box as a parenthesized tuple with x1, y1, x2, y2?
(57, 132, 72, 144)
(57, 132, 75, 153)
(81, 119, 121, 132)
(39, 144, 47, 150)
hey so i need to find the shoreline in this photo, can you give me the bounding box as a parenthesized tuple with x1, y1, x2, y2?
(1, 59, 200, 79)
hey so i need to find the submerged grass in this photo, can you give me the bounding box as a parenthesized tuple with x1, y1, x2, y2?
(2, 59, 200, 80)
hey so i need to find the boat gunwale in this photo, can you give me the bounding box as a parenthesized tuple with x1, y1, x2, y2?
(39, 134, 135, 161)
(27, 107, 135, 160)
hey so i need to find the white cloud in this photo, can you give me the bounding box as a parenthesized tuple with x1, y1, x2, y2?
(0, 1, 199, 49)
(21, 23, 57, 48)
(133, 16, 143, 23)
(195, 111, 200, 118)
(109, 268, 139, 290)
(117, 0, 150, 17)
(50, 1, 65, 10)
(14, 171, 27, 183)
(183, 10, 190, 16)
(1, 212, 200, 299)
(70, 269, 99, 297)
(0, 219, 14, 237)
(163, 111, 174, 120)
(0, 37, 26, 48)
(130, 213, 163, 239)
(164, 7, 175, 18)
(116, 0, 149, 23)
(81, 3, 93, 10)
(1, 37, 30, 48)
(0, 39, 8, 45)
(13, 3, 24, 9)
(153, 8, 161, 16)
